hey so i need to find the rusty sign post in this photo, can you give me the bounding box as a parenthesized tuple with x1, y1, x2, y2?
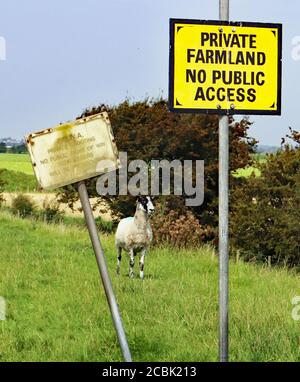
(26, 112, 132, 362)
(77, 180, 132, 362)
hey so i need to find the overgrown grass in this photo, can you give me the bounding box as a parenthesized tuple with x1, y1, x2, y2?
(0, 169, 38, 192)
(0, 211, 299, 362)
(0, 153, 33, 175)
(0, 205, 114, 233)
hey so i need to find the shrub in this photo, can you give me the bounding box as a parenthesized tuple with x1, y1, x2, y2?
(95, 217, 115, 234)
(0, 169, 6, 205)
(151, 206, 214, 248)
(41, 199, 63, 223)
(11, 194, 35, 218)
(231, 136, 300, 269)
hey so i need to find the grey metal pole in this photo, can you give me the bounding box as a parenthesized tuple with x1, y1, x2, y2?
(219, 0, 229, 363)
(77, 180, 132, 362)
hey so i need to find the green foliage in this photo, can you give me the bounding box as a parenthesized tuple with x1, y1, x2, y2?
(11, 194, 36, 218)
(231, 141, 300, 268)
(0, 142, 6, 153)
(39, 199, 63, 223)
(0, 169, 6, 205)
(0, 211, 299, 361)
(10, 143, 27, 154)
(95, 216, 115, 233)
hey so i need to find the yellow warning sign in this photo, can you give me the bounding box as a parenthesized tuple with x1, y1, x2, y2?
(169, 19, 282, 115)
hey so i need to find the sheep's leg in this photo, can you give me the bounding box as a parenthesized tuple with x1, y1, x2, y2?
(116, 246, 122, 275)
(139, 249, 147, 280)
(129, 249, 135, 278)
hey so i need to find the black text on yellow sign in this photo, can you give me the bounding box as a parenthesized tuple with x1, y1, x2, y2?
(169, 19, 282, 115)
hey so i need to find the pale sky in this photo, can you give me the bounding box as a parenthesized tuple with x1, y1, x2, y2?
(0, 0, 299, 145)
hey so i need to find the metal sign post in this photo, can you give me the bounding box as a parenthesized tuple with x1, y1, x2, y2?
(219, 0, 229, 363)
(77, 181, 132, 362)
(169, 0, 282, 363)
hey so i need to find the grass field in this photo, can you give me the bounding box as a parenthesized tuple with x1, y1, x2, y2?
(0, 210, 299, 362)
(0, 154, 38, 192)
(232, 153, 267, 178)
(0, 153, 33, 175)
(232, 166, 261, 178)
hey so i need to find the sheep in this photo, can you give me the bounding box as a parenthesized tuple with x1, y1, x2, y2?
(115, 196, 155, 279)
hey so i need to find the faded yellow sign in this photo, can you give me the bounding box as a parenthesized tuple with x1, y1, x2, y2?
(169, 19, 282, 115)
(26, 112, 120, 190)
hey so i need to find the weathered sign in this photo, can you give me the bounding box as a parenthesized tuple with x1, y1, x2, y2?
(169, 19, 282, 115)
(26, 112, 120, 190)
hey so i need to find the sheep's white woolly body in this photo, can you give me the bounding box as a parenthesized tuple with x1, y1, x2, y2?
(115, 196, 154, 279)
(115, 213, 152, 251)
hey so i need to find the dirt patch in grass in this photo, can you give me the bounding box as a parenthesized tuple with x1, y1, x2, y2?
(2, 192, 112, 220)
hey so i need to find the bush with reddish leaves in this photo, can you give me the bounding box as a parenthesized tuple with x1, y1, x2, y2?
(151, 207, 214, 248)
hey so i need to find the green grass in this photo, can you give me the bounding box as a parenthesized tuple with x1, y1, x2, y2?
(233, 166, 261, 178)
(0, 154, 37, 192)
(0, 153, 33, 175)
(233, 153, 267, 178)
(0, 211, 299, 362)
(0, 169, 38, 192)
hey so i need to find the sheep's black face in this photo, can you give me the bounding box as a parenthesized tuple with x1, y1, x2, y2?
(137, 196, 155, 215)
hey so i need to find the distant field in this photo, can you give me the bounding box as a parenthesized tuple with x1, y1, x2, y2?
(0, 153, 33, 175)
(233, 166, 261, 178)
(232, 153, 267, 178)
(0, 152, 267, 189)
